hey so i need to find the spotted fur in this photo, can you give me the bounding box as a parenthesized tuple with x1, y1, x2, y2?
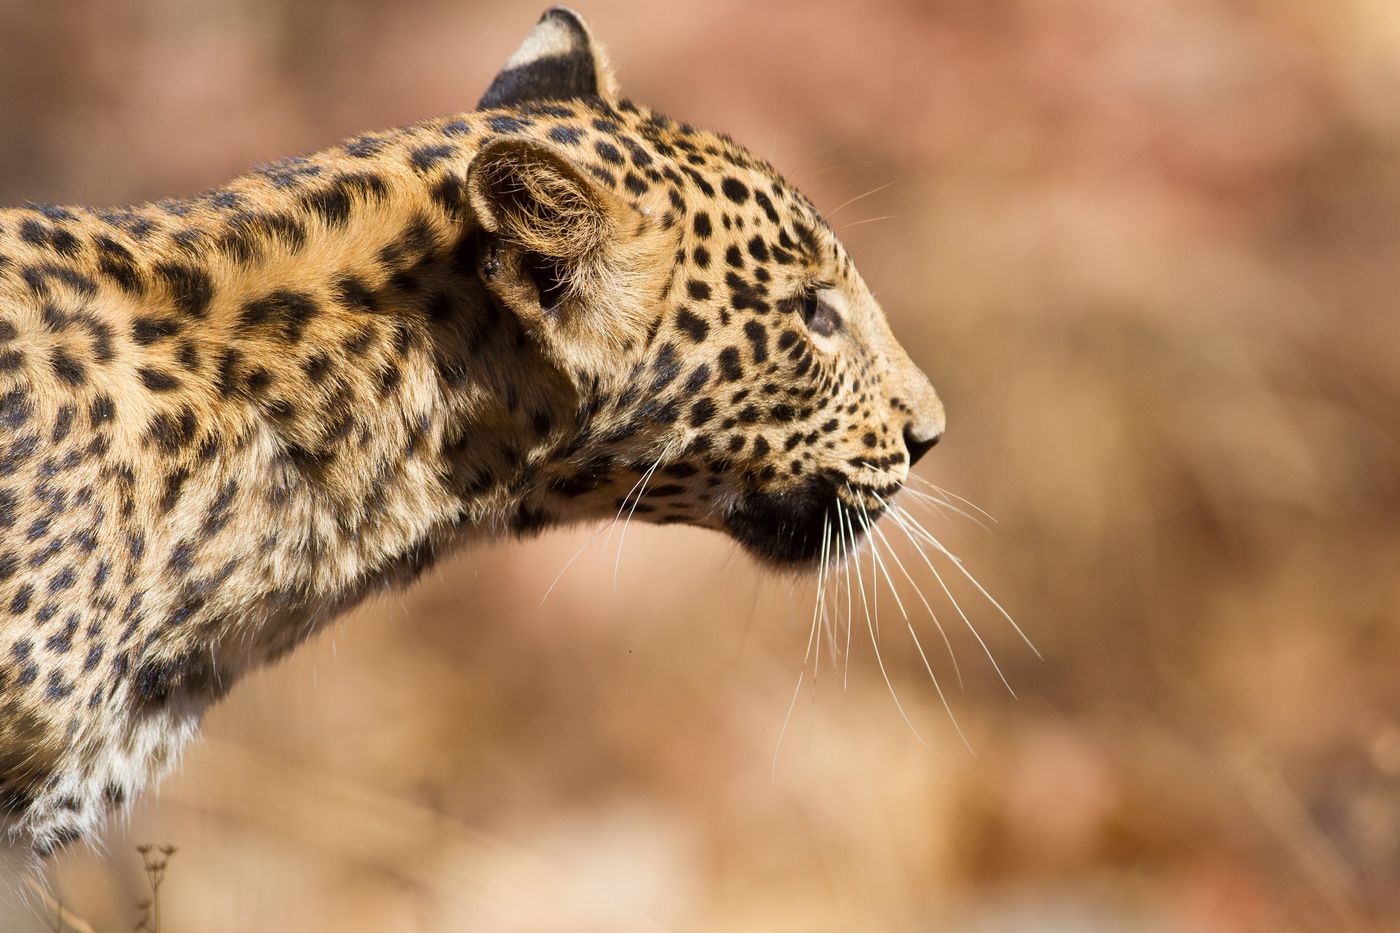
(0, 7, 943, 861)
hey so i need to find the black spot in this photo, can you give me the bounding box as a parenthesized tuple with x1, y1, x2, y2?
(154, 262, 214, 317)
(302, 352, 332, 384)
(133, 652, 213, 705)
(0, 389, 32, 429)
(649, 343, 682, 393)
(548, 126, 582, 145)
(299, 173, 387, 228)
(684, 364, 711, 394)
(431, 175, 468, 215)
(89, 395, 115, 425)
(595, 141, 625, 165)
(718, 347, 743, 382)
(689, 398, 716, 426)
(333, 274, 376, 312)
(409, 144, 457, 172)
(50, 349, 86, 386)
(240, 290, 319, 342)
(675, 308, 709, 343)
(486, 115, 530, 134)
(721, 177, 750, 203)
(344, 129, 390, 157)
(754, 190, 781, 223)
(132, 316, 181, 344)
(138, 368, 181, 392)
(160, 468, 189, 513)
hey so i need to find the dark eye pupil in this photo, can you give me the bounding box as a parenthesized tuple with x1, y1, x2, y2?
(799, 290, 840, 336)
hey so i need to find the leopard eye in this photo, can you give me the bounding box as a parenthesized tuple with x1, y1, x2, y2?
(800, 289, 841, 337)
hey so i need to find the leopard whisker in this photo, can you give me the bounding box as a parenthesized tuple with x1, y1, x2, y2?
(540, 520, 616, 605)
(905, 618, 974, 755)
(867, 509, 964, 690)
(814, 513, 836, 677)
(774, 515, 832, 781)
(771, 666, 805, 784)
(863, 507, 973, 750)
(848, 486, 883, 642)
(857, 498, 909, 625)
(882, 503, 1018, 697)
(840, 497, 923, 744)
(826, 179, 897, 218)
(805, 514, 831, 677)
(833, 214, 898, 232)
(907, 473, 1000, 525)
(896, 505, 1041, 660)
(836, 501, 855, 690)
(900, 486, 991, 531)
(611, 448, 667, 590)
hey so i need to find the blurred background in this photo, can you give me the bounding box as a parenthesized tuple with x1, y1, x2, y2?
(6, 0, 1400, 930)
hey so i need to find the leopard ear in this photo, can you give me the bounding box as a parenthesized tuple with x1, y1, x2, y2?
(478, 7, 620, 110)
(467, 136, 626, 275)
(467, 136, 653, 356)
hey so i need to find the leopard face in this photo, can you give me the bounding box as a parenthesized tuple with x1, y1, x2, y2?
(471, 11, 945, 568)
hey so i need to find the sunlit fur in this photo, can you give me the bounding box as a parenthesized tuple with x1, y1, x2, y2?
(0, 7, 945, 864)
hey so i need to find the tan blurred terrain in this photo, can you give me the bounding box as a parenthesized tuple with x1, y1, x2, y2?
(6, 0, 1400, 930)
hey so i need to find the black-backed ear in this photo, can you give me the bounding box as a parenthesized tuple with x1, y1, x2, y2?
(478, 7, 620, 110)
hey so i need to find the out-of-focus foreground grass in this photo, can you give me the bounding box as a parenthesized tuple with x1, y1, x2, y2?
(6, 1, 1400, 930)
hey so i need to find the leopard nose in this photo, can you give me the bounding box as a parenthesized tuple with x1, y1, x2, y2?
(904, 426, 941, 467)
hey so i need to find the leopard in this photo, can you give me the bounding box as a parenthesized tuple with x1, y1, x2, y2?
(0, 6, 944, 871)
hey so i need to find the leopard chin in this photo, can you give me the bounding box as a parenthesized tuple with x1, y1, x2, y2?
(723, 474, 880, 566)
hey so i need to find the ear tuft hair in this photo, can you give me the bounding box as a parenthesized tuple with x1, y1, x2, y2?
(468, 137, 615, 264)
(478, 7, 620, 110)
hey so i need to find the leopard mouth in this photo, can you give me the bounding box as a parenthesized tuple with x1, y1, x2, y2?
(723, 473, 885, 566)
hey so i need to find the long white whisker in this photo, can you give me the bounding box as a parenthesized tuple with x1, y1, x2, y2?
(900, 486, 991, 531)
(883, 505, 1018, 697)
(847, 487, 882, 641)
(868, 510, 964, 689)
(836, 502, 855, 690)
(773, 517, 832, 782)
(834, 214, 898, 232)
(858, 499, 909, 623)
(932, 482, 1000, 525)
(807, 515, 831, 678)
(907, 473, 1000, 524)
(861, 503, 972, 751)
(906, 619, 974, 754)
(544, 453, 669, 603)
(540, 520, 614, 605)
(826, 179, 897, 217)
(821, 519, 841, 673)
(816, 516, 836, 676)
(771, 668, 804, 783)
(897, 506, 1041, 659)
(612, 450, 666, 590)
(840, 501, 923, 744)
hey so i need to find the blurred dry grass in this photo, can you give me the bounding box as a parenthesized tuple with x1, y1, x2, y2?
(6, 0, 1400, 930)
